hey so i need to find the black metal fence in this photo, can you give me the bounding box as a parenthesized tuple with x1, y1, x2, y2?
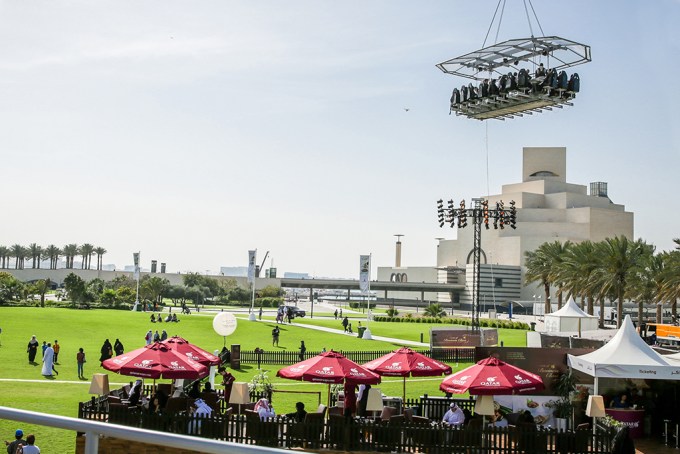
(78, 401, 615, 454)
(238, 347, 475, 365)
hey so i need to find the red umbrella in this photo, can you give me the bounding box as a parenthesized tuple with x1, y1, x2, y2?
(277, 350, 380, 409)
(363, 347, 452, 401)
(439, 356, 544, 395)
(277, 350, 381, 384)
(102, 342, 209, 379)
(162, 336, 220, 367)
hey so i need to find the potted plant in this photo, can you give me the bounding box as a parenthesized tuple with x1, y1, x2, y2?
(548, 371, 577, 431)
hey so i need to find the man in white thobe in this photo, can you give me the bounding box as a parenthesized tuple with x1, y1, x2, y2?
(442, 402, 465, 426)
(41, 344, 56, 377)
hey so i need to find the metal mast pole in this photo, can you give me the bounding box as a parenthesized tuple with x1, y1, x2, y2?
(471, 199, 483, 332)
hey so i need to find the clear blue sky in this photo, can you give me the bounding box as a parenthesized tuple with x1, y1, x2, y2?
(2, 1, 678, 277)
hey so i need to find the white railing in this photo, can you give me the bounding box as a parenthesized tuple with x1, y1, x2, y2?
(0, 406, 287, 454)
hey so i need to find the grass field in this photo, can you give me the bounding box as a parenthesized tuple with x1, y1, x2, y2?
(0, 306, 527, 453)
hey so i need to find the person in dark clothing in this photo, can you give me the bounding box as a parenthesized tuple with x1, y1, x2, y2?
(27, 336, 39, 363)
(188, 381, 201, 399)
(611, 426, 635, 454)
(341, 317, 349, 333)
(113, 339, 124, 356)
(299, 341, 306, 361)
(5, 428, 26, 454)
(286, 402, 307, 423)
(357, 384, 371, 417)
(344, 383, 357, 418)
(99, 339, 112, 364)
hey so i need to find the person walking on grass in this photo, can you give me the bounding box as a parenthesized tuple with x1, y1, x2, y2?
(272, 326, 280, 347)
(299, 341, 306, 361)
(341, 317, 349, 333)
(27, 336, 39, 364)
(77, 348, 86, 379)
(52, 340, 60, 364)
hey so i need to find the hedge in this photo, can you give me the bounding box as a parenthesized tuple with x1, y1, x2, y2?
(372, 315, 529, 330)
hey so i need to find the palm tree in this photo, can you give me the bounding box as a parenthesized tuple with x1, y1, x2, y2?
(94, 246, 107, 270)
(659, 242, 680, 321)
(593, 236, 651, 328)
(0, 246, 9, 269)
(27, 243, 42, 269)
(63, 244, 78, 269)
(10, 244, 24, 269)
(545, 240, 572, 310)
(631, 252, 664, 324)
(79, 243, 95, 269)
(524, 241, 570, 314)
(423, 303, 446, 318)
(44, 244, 61, 269)
(559, 241, 598, 315)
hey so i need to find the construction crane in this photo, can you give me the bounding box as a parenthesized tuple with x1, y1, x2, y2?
(255, 251, 270, 278)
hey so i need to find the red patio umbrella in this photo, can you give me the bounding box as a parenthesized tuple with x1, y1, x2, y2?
(363, 347, 452, 401)
(277, 350, 381, 409)
(102, 341, 209, 379)
(439, 356, 544, 395)
(162, 336, 220, 367)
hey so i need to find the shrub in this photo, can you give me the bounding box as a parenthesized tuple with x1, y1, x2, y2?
(386, 308, 399, 317)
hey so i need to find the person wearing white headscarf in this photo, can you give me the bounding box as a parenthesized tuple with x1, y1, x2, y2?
(188, 398, 213, 434)
(41, 343, 56, 377)
(254, 398, 275, 420)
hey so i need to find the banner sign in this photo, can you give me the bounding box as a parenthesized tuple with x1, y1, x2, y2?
(133, 252, 140, 280)
(359, 255, 370, 293)
(247, 250, 256, 284)
(430, 328, 498, 348)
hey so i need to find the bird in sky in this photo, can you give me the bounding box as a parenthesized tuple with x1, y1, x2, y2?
(404, 108, 410, 112)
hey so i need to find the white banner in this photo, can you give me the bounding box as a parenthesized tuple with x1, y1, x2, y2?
(247, 250, 257, 284)
(359, 255, 370, 293)
(133, 252, 140, 280)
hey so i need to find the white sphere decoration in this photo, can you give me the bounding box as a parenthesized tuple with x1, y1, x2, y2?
(213, 312, 238, 336)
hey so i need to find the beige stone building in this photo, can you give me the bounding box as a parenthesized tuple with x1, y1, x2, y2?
(435, 146, 634, 310)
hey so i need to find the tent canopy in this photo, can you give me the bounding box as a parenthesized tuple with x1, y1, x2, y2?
(567, 315, 680, 380)
(545, 298, 598, 333)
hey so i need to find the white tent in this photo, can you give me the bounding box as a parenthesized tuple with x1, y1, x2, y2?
(544, 297, 599, 333)
(568, 315, 680, 393)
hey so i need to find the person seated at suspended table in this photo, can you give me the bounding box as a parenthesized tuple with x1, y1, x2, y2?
(442, 402, 465, 427)
(610, 393, 631, 409)
(285, 402, 308, 423)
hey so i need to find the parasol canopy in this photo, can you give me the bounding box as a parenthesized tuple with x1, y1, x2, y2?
(102, 341, 209, 379)
(363, 347, 452, 401)
(363, 347, 452, 377)
(440, 356, 544, 396)
(277, 350, 381, 384)
(162, 336, 220, 367)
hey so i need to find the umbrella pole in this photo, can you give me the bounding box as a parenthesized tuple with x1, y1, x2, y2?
(403, 377, 406, 404)
(327, 384, 331, 416)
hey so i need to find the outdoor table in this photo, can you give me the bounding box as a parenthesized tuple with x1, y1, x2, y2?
(605, 408, 645, 438)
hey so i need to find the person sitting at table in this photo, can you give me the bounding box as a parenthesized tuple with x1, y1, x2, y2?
(188, 381, 201, 399)
(128, 379, 143, 406)
(490, 409, 508, 427)
(149, 389, 168, 415)
(442, 402, 465, 426)
(343, 382, 357, 419)
(203, 382, 215, 393)
(285, 402, 307, 423)
(611, 393, 631, 408)
(254, 398, 276, 420)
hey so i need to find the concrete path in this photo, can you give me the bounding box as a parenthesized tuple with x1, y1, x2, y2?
(250, 318, 428, 348)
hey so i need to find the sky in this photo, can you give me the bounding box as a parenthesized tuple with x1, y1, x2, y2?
(2, 1, 679, 278)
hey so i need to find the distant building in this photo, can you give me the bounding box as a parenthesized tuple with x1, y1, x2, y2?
(283, 272, 310, 279)
(220, 266, 248, 277)
(437, 147, 634, 308)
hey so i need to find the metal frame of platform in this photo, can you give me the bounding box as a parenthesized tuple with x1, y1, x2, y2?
(436, 35, 591, 81)
(451, 88, 575, 120)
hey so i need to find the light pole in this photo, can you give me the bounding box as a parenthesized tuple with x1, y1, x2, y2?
(436, 198, 517, 331)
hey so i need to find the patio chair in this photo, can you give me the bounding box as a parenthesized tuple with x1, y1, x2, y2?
(244, 409, 278, 447)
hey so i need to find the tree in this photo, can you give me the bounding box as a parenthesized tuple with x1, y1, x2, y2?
(79, 243, 95, 269)
(524, 246, 553, 315)
(63, 272, 87, 306)
(27, 243, 42, 269)
(260, 285, 283, 298)
(229, 286, 250, 304)
(559, 241, 598, 315)
(63, 244, 78, 269)
(100, 288, 118, 308)
(631, 253, 665, 324)
(33, 278, 51, 308)
(182, 272, 203, 288)
(94, 247, 107, 270)
(423, 303, 446, 318)
(140, 276, 170, 305)
(0, 246, 8, 269)
(0, 272, 23, 302)
(44, 244, 61, 269)
(593, 237, 652, 328)
(11, 244, 24, 269)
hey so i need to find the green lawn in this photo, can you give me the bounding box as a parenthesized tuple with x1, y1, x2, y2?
(0, 307, 527, 452)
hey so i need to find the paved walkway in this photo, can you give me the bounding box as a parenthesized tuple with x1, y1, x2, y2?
(252, 317, 428, 347)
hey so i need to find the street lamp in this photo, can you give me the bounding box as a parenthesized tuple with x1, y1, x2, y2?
(436, 198, 517, 331)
